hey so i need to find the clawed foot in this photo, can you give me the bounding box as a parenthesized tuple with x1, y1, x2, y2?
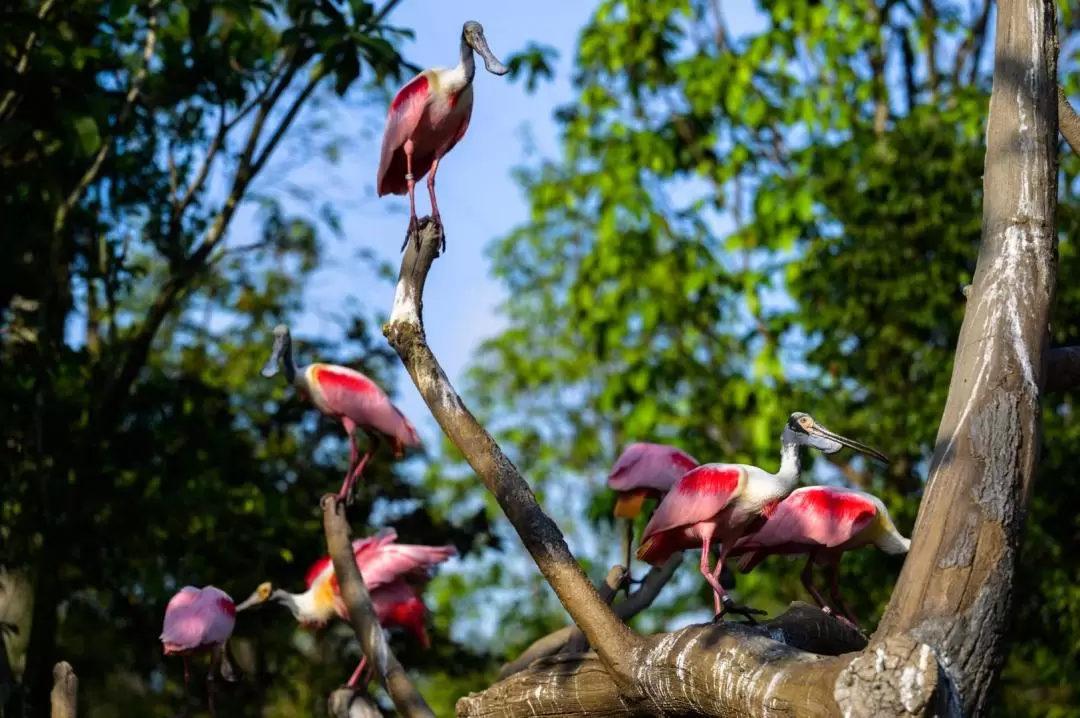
(713, 597, 768, 624)
(400, 215, 421, 252)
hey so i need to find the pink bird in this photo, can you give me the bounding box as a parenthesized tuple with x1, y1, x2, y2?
(236, 528, 455, 687)
(160, 585, 236, 717)
(262, 324, 421, 504)
(729, 486, 910, 628)
(376, 21, 509, 249)
(606, 442, 699, 575)
(636, 412, 888, 622)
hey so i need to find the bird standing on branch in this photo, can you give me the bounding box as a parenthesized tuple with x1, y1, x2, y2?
(637, 412, 888, 622)
(377, 21, 510, 251)
(235, 529, 455, 688)
(160, 586, 237, 717)
(729, 485, 910, 628)
(261, 324, 421, 504)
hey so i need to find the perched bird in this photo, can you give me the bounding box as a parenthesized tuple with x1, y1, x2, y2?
(261, 324, 421, 503)
(606, 442, 700, 578)
(376, 21, 509, 249)
(236, 529, 455, 687)
(160, 586, 237, 717)
(730, 485, 910, 628)
(636, 412, 888, 622)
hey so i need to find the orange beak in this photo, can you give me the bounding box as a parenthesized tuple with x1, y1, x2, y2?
(613, 490, 649, 519)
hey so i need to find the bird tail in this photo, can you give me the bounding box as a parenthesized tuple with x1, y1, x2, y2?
(635, 530, 679, 567)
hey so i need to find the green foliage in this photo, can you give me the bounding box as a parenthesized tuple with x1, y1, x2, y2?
(467, 1, 1080, 715)
(0, 1, 492, 716)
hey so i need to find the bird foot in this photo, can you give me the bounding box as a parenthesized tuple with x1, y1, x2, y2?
(714, 598, 768, 624)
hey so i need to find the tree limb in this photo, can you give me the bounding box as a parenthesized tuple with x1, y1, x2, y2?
(382, 219, 643, 693)
(878, 1, 1059, 714)
(0, 0, 58, 121)
(458, 606, 938, 718)
(1059, 84, 1080, 155)
(49, 662, 76, 718)
(563, 566, 627, 654)
(320, 495, 434, 718)
(329, 687, 387, 718)
(53, 0, 160, 238)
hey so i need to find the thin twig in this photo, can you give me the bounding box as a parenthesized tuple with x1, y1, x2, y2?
(0, 0, 58, 120)
(1059, 85, 1080, 155)
(383, 220, 643, 695)
(320, 495, 434, 718)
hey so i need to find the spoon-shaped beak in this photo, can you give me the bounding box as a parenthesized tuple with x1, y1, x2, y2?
(261, 336, 284, 378)
(470, 32, 509, 76)
(809, 424, 890, 464)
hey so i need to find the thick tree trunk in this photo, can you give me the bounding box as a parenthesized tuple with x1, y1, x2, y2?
(878, 0, 1059, 715)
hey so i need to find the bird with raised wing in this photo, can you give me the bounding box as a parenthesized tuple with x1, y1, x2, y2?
(730, 485, 910, 628)
(261, 324, 421, 504)
(236, 529, 455, 687)
(376, 21, 510, 249)
(636, 412, 889, 622)
(160, 585, 237, 717)
(607, 442, 700, 574)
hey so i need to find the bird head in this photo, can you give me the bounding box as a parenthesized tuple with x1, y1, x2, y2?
(235, 582, 275, 612)
(462, 21, 509, 76)
(784, 412, 889, 464)
(261, 324, 291, 378)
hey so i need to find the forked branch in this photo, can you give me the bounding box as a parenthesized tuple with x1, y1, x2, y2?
(320, 495, 434, 718)
(382, 219, 643, 691)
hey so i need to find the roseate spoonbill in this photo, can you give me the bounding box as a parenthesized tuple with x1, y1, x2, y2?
(236, 529, 455, 687)
(607, 442, 699, 577)
(376, 21, 509, 249)
(636, 412, 888, 622)
(160, 585, 236, 717)
(730, 486, 910, 628)
(261, 324, 421, 503)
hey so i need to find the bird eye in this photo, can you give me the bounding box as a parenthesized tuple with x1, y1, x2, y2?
(799, 417, 813, 429)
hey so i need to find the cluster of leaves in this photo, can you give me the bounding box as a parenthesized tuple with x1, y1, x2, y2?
(0, 1, 497, 716)
(459, 1, 1080, 715)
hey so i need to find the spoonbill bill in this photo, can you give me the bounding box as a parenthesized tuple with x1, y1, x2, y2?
(261, 324, 421, 503)
(636, 412, 888, 622)
(730, 485, 910, 628)
(236, 529, 455, 687)
(160, 585, 237, 717)
(376, 21, 509, 248)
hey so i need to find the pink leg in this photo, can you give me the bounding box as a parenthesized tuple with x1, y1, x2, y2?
(426, 156, 447, 254)
(207, 647, 222, 718)
(338, 432, 380, 505)
(799, 553, 831, 611)
(696, 532, 727, 615)
(346, 655, 370, 689)
(336, 418, 359, 503)
(404, 139, 418, 233)
(711, 533, 767, 623)
(824, 559, 862, 630)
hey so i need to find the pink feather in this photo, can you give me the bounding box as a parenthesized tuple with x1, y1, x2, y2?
(160, 586, 236, 655)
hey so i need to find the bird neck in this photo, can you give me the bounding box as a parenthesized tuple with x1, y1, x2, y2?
(774, 436, 802, 488)
(274, 587, 330, 623)
(459, 32, 476, 84)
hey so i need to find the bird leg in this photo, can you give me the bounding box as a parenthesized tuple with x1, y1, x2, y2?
(336, 418, 359, 503)
(207, 648, 222, 718)
(338, 432, 380, 505)
(426, 157, 447, 253)
(799, 553, 832, 612)
(823, 560, 862, 630)
(709, 539, 767, 624)
(400, 139, 420, 251)
(620, 520, 635, 592)
(346, 655, 372, 691)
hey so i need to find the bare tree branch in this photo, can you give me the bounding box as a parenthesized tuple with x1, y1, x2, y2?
(383, 220, 644, 692)
(49, 662, 76, 718)
(329, 688, 386, 718)
(499, 557, 680, 680)
(0, 0, 58, 121)
(1059, 84, 1080, 155)
(563, 566, 627, 654)
(877, 2, 1060, 715)
(53, 0, 161, 238)
(320, 495, 434, 718)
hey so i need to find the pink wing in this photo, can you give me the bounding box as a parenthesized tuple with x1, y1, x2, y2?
(733, 486, 879, 553)
(161, 586, 235, 651)
(370, 580, 430, 646)
(305, 529, 401, 590)
(312, 365, 421, 448)
(607, 442, 700, 493)
(640, 464, 745, 540)
(377, 72, 431, 196)
(357, 542, 457, 590)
